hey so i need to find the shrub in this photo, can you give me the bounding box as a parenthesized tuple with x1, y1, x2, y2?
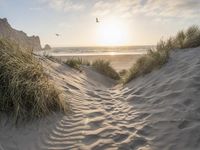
(0, 39, 66, 122)
(92, 59, 120, 80)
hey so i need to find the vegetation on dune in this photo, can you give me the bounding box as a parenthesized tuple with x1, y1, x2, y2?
(65, 58, 120, 80)
(119, 69, 127, 77)
(92, 59, 120, 80)
(0, 39, 67, 122)
(156, 25, 200, 51)
(124, 50, 169, 83)
(124, 25, 200, 83)
(65, 57, 90, 70)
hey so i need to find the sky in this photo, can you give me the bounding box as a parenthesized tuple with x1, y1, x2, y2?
(0, 0, 200, 47)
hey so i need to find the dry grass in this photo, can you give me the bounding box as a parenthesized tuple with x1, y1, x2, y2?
(124, 50, 169, 83)
(183, 25, 200, 48)
(124, 25, 200, 83)
(65, 57, 90, 70)
(65, 58, 120, 80)
(0, 39, 67, 122)
(92, 59, 120, 80)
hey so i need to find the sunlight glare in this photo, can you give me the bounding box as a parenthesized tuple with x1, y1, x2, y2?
(109, 52, 116, 55)
(97, 18, 129, 46)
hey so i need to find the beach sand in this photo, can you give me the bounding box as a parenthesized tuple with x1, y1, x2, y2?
(54, 54, 142, 71)
(0, 47, 200, 150)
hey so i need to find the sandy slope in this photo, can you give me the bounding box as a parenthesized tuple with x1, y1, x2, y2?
(0, 47, 200, 150)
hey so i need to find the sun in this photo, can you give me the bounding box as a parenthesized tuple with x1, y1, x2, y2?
(96, 18, 129, 46)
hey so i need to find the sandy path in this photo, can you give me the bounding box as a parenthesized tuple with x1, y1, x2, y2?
(35, 60, 150, 150)
(39, 88, 149, 150)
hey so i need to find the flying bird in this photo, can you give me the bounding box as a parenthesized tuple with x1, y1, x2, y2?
(96, 18, 99, 23)
(55, 33, 60, 37)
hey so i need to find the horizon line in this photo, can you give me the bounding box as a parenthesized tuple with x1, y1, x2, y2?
(50, 44, 155, 48)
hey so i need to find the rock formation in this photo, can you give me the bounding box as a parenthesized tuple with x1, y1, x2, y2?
(43, 44, 51, 50)
(0, 18, 42, 51)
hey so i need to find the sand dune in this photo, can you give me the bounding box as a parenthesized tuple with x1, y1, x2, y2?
(0, 47, 200, 150)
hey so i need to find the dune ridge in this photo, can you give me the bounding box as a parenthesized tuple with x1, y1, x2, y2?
(0, 47, 200, 150)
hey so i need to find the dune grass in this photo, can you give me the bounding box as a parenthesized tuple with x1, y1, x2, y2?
(0, 39, 66, 122)
(92, 59, 120, 80)
(65, 57, 90, 70)
(124, 25, 200, 83)
(124, 50, 169, 83)
(119, 69, 127, 77)
(65, 58, 119, 80)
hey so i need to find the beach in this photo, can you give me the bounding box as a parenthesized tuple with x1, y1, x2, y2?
(37, 46, 150, 71)
(1, 1, 200, 149)
(1, 47, 200, 150)
(54, 53, 143, 71)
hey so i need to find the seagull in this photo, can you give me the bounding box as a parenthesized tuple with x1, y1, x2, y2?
(96, 18, 99, 23)
(55, 33, 60, 37)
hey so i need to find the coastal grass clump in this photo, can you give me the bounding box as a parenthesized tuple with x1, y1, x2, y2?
(119, 69, 127, 77)
(124, 25, 200, 83)
(182, 25, 200, 48)
(156, 25, 200, 51)
(92, 59, 120, 80)
(65, 58, 120, 80)
(124, 50, 169, 83)
(0, 39, 66, 122)
(65, 57, 90, 70)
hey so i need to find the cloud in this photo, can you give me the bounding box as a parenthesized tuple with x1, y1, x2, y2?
(92, 0, 137, 18)
(41, 0, 85, 12)
(92, 0, 200, 19)
(137, 0, 200, 18)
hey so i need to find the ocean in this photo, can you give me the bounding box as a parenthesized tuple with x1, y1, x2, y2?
(37, 45, 154, 71)
(40, 45, 153, 56)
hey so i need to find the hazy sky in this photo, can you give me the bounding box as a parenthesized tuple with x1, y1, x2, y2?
(0, 0, 200, 47)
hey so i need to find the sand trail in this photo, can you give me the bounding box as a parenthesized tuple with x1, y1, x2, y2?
(31, 59, 149, 150)
(39, 81, 149, 150)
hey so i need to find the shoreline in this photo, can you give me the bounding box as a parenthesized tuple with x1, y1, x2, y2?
(36, 51, 146, 56)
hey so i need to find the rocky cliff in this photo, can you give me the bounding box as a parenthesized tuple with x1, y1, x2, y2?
(0, 18, 42, 51)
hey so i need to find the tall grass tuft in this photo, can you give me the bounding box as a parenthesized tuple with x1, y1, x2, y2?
(183, 25, 200, 48)
(124, 25, 200, 83)
(0, 39, 66, 122)
(92, 59, 120, 80)
(65, 57, 90, 70)
(175, 31, 186, 48)
(124, 50, 169, 83)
